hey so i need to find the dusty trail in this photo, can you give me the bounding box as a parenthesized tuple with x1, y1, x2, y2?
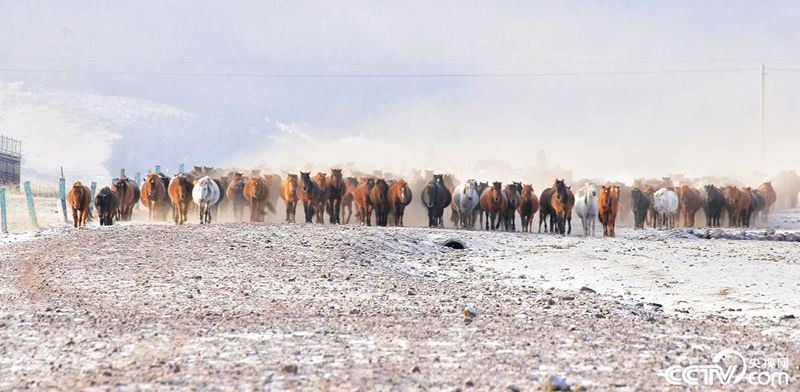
(0, 223, 798, 390)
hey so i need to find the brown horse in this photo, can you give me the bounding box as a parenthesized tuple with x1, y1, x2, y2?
(643, 185, 657, 228)
(538, 188, 555, 233)
(314, 173, 329, 223)
(354, 178, 375, 226)
(724, 186, 752, 227)
(678, 185, 702, 227)
(369, 179, 390, 226)
(243, 176, 275, 222)
(757, 181, 777, 222)
(141, 172, 167, 221)
(168, 175, 194, 225)
(279, 174, 299, 223)
(479, 182, 507, 231)
(597, 185, 620, 237)
(111, 178, 140, 221)
(297, 172, 322, 223)
(68, 182, 91, 228)
(387, 179, 413, 227)
(226, 172, 247, 221)
(341, 177, 359, 224)
(551, 179, 574, 235)
(517, 184, 539, 233)
(326, 169, 345, 224)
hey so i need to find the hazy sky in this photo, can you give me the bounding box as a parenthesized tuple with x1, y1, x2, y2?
(1, 1, 799, 181)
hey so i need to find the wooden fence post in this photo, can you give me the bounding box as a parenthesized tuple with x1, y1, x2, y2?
(0, 188, 7, 234)
(23, 181, 38, 228)
(89, 181, 97, 219)
(59, 177, 69, 223)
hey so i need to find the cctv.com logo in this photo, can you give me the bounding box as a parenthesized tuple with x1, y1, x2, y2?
(664, 349, 790, 387)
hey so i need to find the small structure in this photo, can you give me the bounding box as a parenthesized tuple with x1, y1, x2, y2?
(0, 136, 21, 185)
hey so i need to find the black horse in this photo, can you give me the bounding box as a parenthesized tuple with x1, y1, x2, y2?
(422, 174, 451, 228)
(702, 185, 726, 227)
(94, 187, 120, 226)
(631, 188, 650, 230)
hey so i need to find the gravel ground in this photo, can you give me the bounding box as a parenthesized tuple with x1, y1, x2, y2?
(0, 223, 798, 391)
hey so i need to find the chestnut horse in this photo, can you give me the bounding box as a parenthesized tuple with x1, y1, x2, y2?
(370, 179, 390, 226)
(597, 185, 620, 237)
(757, 181, 777, 222)
(168, 174, 194, 225)
(243, 176, 275, 222)
(326, 169, 345, 224)
(297, 172, 322, 223)
(724, 186, 751, 227)
(279, 174, 299, 223)
(341, 177, 359, 224)
(479, 181, 508, 231)
(387, 179, 413, 226)
(68, 182, 91, 228)
(678, 185, 702, 227)
(141, 172, 167, 221)
(517, 184, 539, 233)
(226, 172, 247, 221)
(111, 178, 140, 221)
(314, 173, 329, 223)
(550, 179, 574, 235)
(354, 178, 375, 226)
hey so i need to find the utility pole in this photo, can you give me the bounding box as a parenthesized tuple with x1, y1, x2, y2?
(760, 63, 766, 169)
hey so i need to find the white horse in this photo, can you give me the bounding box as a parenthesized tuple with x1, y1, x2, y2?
(654, 188, 679, 229)
(574, 182, 598, 236)
(192, 176, 220, 224)
(452, 180, 479, 229)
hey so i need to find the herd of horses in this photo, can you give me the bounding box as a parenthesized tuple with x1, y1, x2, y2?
(66, 166, 780, 238)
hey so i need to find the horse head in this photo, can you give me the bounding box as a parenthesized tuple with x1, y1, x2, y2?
(587, 182, 598, 197)
(491, 182, 503, 203)
(425, 181, 437, 208)
(724, 186, 739, 206)
(330, 168, 343, 182)
(146, 173, 160, 198)
(397, 180, 410, 204)
(433, 174, 444, 185)
(553, 179, 567, 203)
(464, 180, 477, 198)
(522, 184, 533, 199)
(300, 172, 312, 192)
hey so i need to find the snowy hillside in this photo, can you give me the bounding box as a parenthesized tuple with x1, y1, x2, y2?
(0, 80, 195, 182)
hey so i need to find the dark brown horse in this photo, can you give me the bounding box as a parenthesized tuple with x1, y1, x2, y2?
(168, 175, 194, 225)
(341, 177, 359, 224)
(353, 178, 375, 226)
(243, 176, 275, 222)
(479, 182, 508, 231)
(724, 186, 751, 227)
(68, 182, 91, 228)
(111, 178, 140, 221)
(369, 179, 390, 226)
(326, 169, 345, 224)
(279, 174, 299, 223)
(141, 172, 167, 221)
(597, 185, 620, 237)
(517, 184, 539, 233)
(538, 188, 555, 233)
(387, 179, 413, 227)
(226, 172, 247, 221)
(297, 172, 322, 223)
(503, 182, 521, 231)
(551, 179, 574, 235)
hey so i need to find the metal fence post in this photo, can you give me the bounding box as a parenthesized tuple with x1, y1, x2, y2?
(155, 165, 161, 174)
(179, 163, 185, 174)
(89, 181, 97, 219)
(0, 188, 7, 233)
(134, 172, 141, 186)
(59, 177, 69, 223)
(23, 181, 38, 228)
